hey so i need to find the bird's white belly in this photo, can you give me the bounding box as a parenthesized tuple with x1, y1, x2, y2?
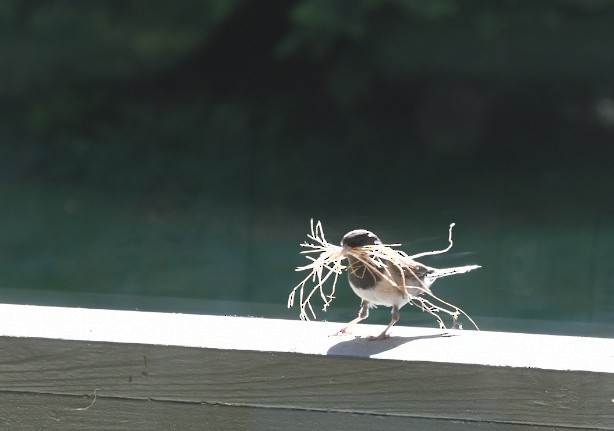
(349, 280, 413, 308)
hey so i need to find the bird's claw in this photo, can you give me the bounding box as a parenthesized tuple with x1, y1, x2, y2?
(330, 328, 352, 337)
(368, 332, 391, 341)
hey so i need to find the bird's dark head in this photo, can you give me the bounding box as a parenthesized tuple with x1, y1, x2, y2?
(341, 229, 382, 249)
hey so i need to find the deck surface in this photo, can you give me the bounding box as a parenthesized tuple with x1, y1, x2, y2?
(0, 304, 612, 430)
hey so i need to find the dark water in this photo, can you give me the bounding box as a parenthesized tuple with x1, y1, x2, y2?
(1, 1, 613, 338)
(1, 178, 612, 338)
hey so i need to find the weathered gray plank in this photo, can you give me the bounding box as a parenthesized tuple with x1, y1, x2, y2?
(0, 392, 564, 431)
(0, 337, 612, 429)
(1, 304, 613, 429)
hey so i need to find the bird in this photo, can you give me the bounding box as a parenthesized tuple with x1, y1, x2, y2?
(335, 228, 479, 340)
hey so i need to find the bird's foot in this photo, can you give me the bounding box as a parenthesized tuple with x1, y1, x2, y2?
(330, 327, 353, 337)
(367, 332, 391, 341)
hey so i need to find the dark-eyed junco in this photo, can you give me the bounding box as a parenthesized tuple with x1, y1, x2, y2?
(336, 229, 479, 340)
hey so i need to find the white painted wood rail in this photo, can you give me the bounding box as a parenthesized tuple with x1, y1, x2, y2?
(0, 303, 612, 430)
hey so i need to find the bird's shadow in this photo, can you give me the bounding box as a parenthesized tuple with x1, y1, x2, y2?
(326, 332, 454, 358)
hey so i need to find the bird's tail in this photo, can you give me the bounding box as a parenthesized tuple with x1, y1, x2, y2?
(425, 264, 481, 285)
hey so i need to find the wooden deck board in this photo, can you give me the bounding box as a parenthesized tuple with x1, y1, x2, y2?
(0, 392, 566, 431)
(0, 303, 611, 372)
(0, 304, 612, 430)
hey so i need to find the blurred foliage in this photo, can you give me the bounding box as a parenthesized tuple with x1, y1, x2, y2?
(1, 1, 613, 195)
(0, 0, 613, 330)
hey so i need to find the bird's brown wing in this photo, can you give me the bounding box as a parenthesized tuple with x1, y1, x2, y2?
(379, 259, 432, 297)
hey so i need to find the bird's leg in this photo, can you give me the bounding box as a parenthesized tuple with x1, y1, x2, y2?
(332, 300, 369, 336)
(368, 306, 400, 341)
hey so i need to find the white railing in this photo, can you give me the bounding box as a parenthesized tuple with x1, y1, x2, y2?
(0, 303, 612, 430)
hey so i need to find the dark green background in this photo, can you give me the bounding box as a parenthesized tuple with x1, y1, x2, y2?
(1, 0, 613, 336)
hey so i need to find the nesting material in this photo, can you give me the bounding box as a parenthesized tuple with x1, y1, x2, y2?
(287, 220, 480, 330)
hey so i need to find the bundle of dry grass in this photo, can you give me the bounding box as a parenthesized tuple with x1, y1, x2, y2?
(287, 220, 479, 331)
